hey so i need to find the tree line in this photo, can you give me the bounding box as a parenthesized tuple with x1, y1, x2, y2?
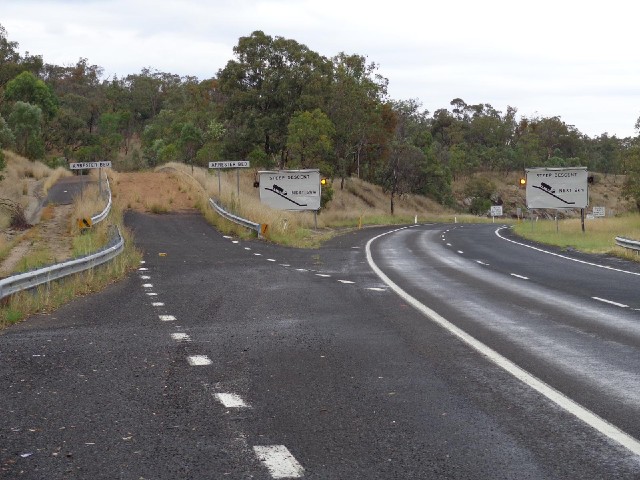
(1, 26, 640, 211)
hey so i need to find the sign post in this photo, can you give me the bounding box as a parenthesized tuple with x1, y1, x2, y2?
(69, 161, 112, 200)
(208, 161, 250, 198)
(525, 167, 589, 232)
(490, 205, 503, 223)
(258, 169, 321, 211)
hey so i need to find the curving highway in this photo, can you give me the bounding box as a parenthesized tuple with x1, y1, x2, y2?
(1, 216, 639, 479)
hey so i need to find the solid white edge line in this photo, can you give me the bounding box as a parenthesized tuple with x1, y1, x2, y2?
(495, 227, 640, 277)
(253, 445, 304, 478)
(592, 297, 629, 308)
(366, 228, 640, 457)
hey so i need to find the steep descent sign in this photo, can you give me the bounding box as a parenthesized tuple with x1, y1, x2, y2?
(259, 169, 320, 211)
(525, 167, 588, 209)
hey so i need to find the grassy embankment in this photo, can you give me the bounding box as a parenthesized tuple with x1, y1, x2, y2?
(1, 165, 142, 328)
(161, 162, 504, 248)
(513, 213, 640, 259)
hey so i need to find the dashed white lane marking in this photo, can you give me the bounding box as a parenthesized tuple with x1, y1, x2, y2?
(146, 292, 158, 296)
(140, 261, 146, 264)
(296, 268, 307, 272)
(280, 264, 290, 267)
(138, 267, 148, 271)
(187, 355, 212, 366)
(223, 236, 232, 239)
(267, 258, 276, 262)
(510, 273, 529, 280)
(214, 393, 250, 408)
(367, 287, 386, 292)
(171, 333, 191, 342)
(316, 274, 331, 278)
(159, 315, 176, 322)
(592, 297, 629, 308)
(457, 250, 464, 254)
(253, 445, 304, 479)
(254, 253, 262, 256)
(142, 283, 153, 288)
(152, 302, 164, 307)
(140, 275, 151, 280)
(366, 228, 640, 457)
(245, 247, 251, 251)
(476, 260, 489, 266)
(232, 240, 239, 244)
(338, 280, 355, 284)
(446, 243, 452, 247)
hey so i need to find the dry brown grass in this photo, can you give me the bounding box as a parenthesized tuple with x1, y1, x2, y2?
(112, 170, 198, 212)
(160, 163, 457, 246)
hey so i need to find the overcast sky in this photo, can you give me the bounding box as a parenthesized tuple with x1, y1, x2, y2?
(3, 0, 640, 138)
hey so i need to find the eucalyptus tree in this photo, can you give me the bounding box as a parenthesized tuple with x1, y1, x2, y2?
(326, 52, 391, 185)
(217, 31, 331, 165)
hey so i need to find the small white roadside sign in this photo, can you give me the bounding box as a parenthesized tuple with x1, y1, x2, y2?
(490, 205, 503, 217)
(593, 206, 605, 217)
(259, 169, 320, 211)
(209, 161, 250, 169)
(69, 161, 112, 169)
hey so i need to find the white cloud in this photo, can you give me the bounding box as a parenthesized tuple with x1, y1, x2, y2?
(3, 0, 640, 137)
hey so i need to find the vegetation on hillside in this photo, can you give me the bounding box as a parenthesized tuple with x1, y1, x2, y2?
(1, 25, 640, 214)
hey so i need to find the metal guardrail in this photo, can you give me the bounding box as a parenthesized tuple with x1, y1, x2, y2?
(0, 226, 125, 300)
(615, 236, 640, 253)
(208, 198, 263, 238)
(91, 175, 112, 224)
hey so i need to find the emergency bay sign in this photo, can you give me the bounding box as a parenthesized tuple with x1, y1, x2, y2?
(259, 169, 321, 211)
(69, 161, 112, 169)
(525, 167, 588, 209)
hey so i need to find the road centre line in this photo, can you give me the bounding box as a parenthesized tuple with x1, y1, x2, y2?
(592, 297, 629, 308)
(152, 302, 164, 307)
(267, 258, 276, 262)
(171, 333, 191, 342)
(338, 280, 355, 284)
(159, 315, 176, 322)
(138, 267, 148, 271)
(366, 228, 640, 457)
(446, 243, 452, 247)
(316, 274, 331, 278)
(214, 393, 250, 408)
(142, 283, 153, 288)
(146, 292, 158, 296)
(476, 260, 489, 266)
(457, 250, 464, 254)
(496, 227, 640, 277)
(187, 355, 212, 366)
(140, 275, 151, 280)
(253, 445, 304, 479)
(254, 253, 262, 256)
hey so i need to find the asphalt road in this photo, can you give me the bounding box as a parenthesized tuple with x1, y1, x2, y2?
(45, 175, 95, 205)
(1, 214, 639, 479)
